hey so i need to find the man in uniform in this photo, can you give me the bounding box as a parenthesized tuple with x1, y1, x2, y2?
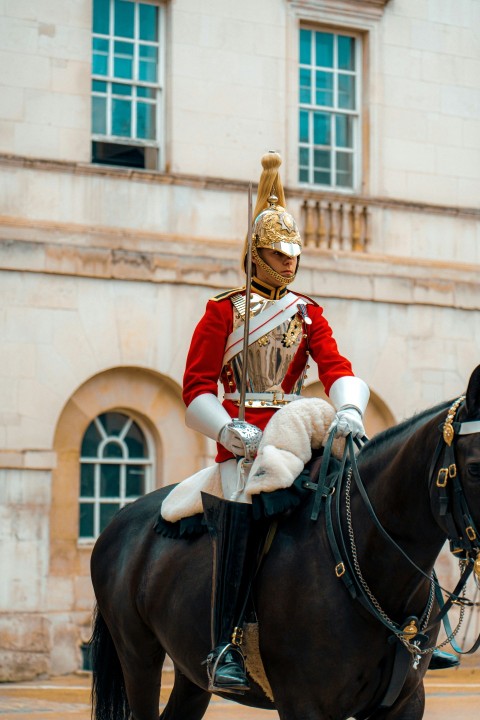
(182, 152, 371, 693)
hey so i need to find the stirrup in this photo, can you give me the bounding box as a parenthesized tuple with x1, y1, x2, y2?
(206, 644, 250, 694)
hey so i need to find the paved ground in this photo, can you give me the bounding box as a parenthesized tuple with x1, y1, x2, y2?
(0, 668, 478, 719)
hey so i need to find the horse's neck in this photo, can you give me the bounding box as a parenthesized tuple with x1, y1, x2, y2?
(356, 419, 445, 567)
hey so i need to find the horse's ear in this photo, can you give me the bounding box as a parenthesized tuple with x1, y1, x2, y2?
(465, 365, 480, 419)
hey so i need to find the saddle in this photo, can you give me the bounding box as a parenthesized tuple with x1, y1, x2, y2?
(153, 448, 339, 538)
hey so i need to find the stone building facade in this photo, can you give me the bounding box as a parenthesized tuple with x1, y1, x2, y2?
(0, 0, 479, 679)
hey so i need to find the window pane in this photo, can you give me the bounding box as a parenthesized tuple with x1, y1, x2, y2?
(315, 71, 333, 107)
(98, 412, 129, 437)
(125, 422, 148, 458)
(314, 150, 331, 185)
(137, 101, 156, 139)
(80, 464, 95, 497)
(81, 421, 102, 457)
(100, 503, 120, 531)
(114, 40, 134, 79)
(79, 503, 94, 538)
(92, 80, 107, 92)
(93, 37, 109, 76)
(114, 0, 134, 38)
(315, 32, 333, 68)
(126, 465, 146, 496)
(313, 112, 330, 146)
(299, 29, 311, 65)
(338, 35, 355, 71)
(92, 95, 107, 134)
(139, 3, 158, 42)
(299, 68, 311, 104)
(100, 464, 120, 497)
(112, 82, 132, 96)
(139, 44, 158, 82)
(336, 152, 353, 187)
(299, 167, 309, 183)
(137, 86, 156, 98)
(299, 146, 309, 167)
(314, 149, 330, 171)
(338, 74, 355, 110)
(93, 0, 110, 35)
(103, 441, 124, 458)
(336, 114, 353, 148)
(299, 110, 309, 143)
(314, 170, 331, 185)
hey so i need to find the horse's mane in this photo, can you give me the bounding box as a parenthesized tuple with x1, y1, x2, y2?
(358, 399, 452, 460)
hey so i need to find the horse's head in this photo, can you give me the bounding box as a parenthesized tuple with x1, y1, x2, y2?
(454, 364, 480, 537)
(431, 365, 480, 566)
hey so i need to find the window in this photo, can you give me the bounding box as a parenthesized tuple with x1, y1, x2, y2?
(298, 28, 360, 191)
(79, 411, 153, 540)
(91, 0, 164, 169)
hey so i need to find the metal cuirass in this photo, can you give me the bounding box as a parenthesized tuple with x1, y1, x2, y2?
(225, 294, 308, 407)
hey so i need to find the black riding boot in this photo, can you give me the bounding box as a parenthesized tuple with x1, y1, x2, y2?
(428, 649, 459, 670)
(202, 492, 255, 694)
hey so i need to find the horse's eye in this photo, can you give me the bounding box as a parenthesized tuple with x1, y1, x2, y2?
(467, 463, 480, 478)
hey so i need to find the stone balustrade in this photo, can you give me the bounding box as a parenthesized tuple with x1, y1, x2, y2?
(300, 197, 371, 253)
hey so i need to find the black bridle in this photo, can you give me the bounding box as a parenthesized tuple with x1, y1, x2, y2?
(305, 397, 480, 711)
(428, 395, 480, 557)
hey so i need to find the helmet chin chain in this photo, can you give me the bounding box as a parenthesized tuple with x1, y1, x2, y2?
(251, 246, 296, 286)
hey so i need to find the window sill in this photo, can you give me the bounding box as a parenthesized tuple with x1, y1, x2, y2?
(77, 540, 96, 549)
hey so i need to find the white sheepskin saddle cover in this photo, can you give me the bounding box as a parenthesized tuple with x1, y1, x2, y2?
(161, 398, 344, 523)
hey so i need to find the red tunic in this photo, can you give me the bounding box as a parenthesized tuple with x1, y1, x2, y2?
(183, 291, 354, 462)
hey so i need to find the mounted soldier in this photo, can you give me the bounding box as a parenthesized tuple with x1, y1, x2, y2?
(181, 152, 370, 692)
(89, 152, 474, 714)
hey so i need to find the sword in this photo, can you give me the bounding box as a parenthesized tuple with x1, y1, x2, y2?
(229, 182, 262, 466)
(237, 182, 253, 423)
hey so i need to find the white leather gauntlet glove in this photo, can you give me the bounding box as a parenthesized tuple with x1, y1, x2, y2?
(185, 393, 262, 459)
(332, 407, 365, 439)
(328, 376, 370, 440)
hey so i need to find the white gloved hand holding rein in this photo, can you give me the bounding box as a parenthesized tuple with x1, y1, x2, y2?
(328, 376, 370, 440)
(331, 407, 365, 439)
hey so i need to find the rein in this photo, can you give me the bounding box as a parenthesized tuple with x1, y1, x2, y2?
(305, 398, 480, 709)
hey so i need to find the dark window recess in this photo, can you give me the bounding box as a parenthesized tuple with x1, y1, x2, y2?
(80, 642, 93, 672)
(92, 141, 146, 168)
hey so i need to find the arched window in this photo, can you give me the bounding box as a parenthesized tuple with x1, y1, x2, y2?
(79, 411, 153, 541)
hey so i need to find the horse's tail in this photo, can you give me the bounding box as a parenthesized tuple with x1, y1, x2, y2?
(90, 604, 130, 720)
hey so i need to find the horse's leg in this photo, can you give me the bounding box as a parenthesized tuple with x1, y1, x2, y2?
(367, 683, 425, 720)
(160, 666, 211, 720)
(121, 654, 165, 720)
(109, 621, 166, 720)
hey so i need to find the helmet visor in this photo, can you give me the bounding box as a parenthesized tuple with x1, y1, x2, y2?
(269, 241, 302, 258)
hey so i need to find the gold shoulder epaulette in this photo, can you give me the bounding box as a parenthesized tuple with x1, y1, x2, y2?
(210, 287, 245, 302)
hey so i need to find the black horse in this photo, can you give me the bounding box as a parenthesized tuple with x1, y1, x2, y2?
(90, 366, 480, 720)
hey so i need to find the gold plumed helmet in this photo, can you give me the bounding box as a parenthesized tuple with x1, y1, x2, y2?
(243, 152, 302, 286)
